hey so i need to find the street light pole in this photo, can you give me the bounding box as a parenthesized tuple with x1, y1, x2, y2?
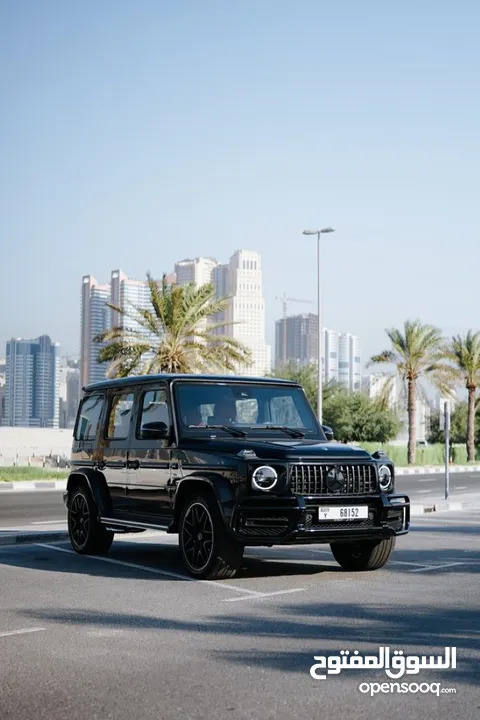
(302, 227, 335, 423)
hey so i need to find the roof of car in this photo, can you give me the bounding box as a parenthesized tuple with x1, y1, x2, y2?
(83, 373, 300, 393)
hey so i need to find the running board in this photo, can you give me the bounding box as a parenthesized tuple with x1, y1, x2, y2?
(100, 516, 170, 533)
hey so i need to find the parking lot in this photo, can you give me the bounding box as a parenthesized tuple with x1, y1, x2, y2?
(0, 512, 479, 720)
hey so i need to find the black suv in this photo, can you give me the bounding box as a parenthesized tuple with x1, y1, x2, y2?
(65, 374, 410, 579)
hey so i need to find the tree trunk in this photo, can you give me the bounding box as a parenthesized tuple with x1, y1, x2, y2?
(407, 378, 416, 465)
(466, 386, 476, 462)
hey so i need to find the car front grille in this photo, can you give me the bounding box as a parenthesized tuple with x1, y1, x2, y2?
(289, 463, 377, 495)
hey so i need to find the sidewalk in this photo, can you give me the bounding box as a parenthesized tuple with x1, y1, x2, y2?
(409, 491, 480, 516)
(396, 464, 480, 475)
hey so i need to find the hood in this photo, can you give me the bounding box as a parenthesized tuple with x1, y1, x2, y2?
(183, 437, 374, 462)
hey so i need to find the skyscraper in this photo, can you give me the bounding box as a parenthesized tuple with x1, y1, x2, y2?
(3, 335, 60, 427)
(273, 314, 360, 388)
(224, 250, 271, 376)
(174, 257, 218, 287)
(274, 314, 318, 368)
(338, 332, 361, 391)
(172, 251, 271, 376)
(110, 269, 159, 371)
(324, 328, 339, 383)
(80, 275, 111, 388)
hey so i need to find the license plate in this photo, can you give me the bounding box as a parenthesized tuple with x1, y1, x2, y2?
(318, 506, 368, 521)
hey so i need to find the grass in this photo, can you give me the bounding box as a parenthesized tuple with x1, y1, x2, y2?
(356, 442, 480, 466)
(0, 466, 69, 482)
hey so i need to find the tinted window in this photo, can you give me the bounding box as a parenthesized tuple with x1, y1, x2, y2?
(75, 394, 104, 441)
(175, 382, 323, 439)
(107, 392, 135, 439)
(138, 389, 170, 437)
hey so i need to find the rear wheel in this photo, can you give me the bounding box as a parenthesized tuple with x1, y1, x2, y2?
(179, 494, 244, 580)
(67, 484, 114, 555)
(330, 537, 395, 571)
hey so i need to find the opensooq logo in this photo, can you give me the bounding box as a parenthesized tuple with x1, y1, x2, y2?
(310, 647, 457, 680)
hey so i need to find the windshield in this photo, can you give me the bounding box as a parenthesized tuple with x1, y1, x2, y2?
(173, 381, 325, 440)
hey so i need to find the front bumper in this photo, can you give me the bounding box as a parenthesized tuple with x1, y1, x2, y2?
(231, 493, 410, 545)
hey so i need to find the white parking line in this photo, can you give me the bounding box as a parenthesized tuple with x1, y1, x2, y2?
(36, 543, 260, 597)
(224, 588, 305, 602)
(31, 520, 66, 525)
(0, 627, 45, 638)
(417, 479, 439, 483)
(408, 562, 470, 572)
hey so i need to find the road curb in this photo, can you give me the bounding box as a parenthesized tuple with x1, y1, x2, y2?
(396, 465, 480, 475)
(410, 499, 480, 515)
(0, 480, 67, 492)
(0, 531, 69, 546)
(410, 504, 436, 516)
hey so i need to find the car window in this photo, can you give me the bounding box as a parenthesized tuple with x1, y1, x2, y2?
(175, 381, 323, 438)
(138, 389, 170, 436)
(107, 392, 135, 439)
(75, 394, 104, 441)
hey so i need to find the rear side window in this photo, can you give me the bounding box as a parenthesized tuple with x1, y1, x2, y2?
(137, 389, 170, 437)
(75, 394, 105, 441)
(107, 392, 135, 439)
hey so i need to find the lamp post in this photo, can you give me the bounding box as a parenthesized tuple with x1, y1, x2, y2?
(302, 227, 335, 423)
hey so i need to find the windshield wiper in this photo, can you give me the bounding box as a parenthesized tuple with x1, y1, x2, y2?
(249, 425, 306, 438)
(203, 424, 248, 438)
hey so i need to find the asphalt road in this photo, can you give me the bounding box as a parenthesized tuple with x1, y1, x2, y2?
(0, 471, 479, 528)
(0, 510, 478, 720)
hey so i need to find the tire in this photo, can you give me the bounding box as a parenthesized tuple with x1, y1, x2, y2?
(330, 537, 396, 571)
(178, 494, 244, 580)
(67, 483, 114, 555)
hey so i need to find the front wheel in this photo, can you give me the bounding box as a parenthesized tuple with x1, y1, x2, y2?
(330, 537, 396, 571)
(178, 495, 244, 580)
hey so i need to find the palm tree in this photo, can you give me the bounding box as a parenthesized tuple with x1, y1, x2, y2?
(437, 332, 480, 462)
(94, 273, 252, 377)
(369, 320, 444, 464)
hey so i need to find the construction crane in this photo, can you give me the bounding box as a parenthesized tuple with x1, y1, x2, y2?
(275, 293, 312, 366)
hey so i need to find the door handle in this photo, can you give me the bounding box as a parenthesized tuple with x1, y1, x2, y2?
(127, 459, 140, 469)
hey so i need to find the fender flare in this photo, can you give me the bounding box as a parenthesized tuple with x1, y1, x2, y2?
(170, 472, 236, 533)
(66, 467, 112, 516)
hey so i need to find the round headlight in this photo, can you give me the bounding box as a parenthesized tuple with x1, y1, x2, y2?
(252, 465, 278, 492)
(378, 465, 392, 491)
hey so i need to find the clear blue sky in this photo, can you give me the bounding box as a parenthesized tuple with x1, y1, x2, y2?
(1, 0, 479, 366)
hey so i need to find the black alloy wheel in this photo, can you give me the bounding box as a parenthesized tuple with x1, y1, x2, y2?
(179, 494, 244, 580)
(67, 484, 114, 555)
(69, 491, 91, 549)
(181, 502, 214, 574)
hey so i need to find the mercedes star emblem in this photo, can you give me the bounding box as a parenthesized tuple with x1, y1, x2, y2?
(326, 467, 346, 492)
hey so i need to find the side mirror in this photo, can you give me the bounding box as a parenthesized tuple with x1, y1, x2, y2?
(322, 424, 334, 441)
(140, 421, 170, 440)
